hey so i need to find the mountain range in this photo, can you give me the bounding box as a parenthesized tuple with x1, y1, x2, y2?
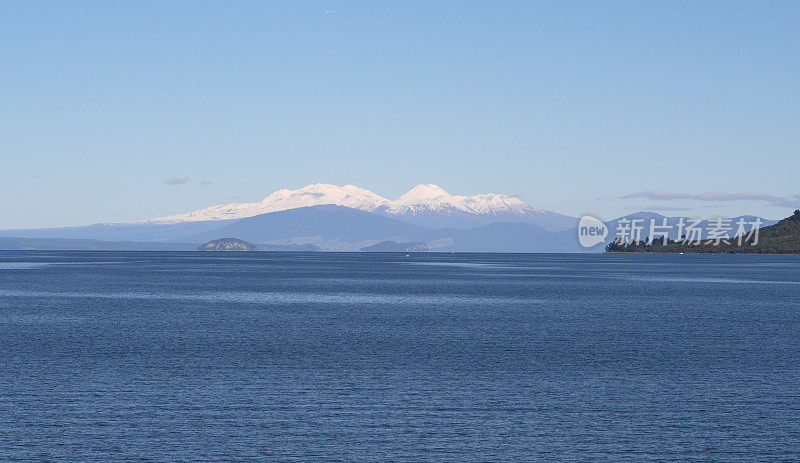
(140, 183, 575, 230)
(0, 183, 780, 252)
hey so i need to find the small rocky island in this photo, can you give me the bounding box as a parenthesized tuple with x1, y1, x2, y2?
(198, 238, 258, 251)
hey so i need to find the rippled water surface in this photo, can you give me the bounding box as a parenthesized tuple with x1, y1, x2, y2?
(1, 251, 799, 461)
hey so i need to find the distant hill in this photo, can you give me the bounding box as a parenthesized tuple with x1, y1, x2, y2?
(186, 205, 432, 244)
(0, 237, 317, 252)
(607, 210, 800, 254)
(0, 237, 198, 251)
(551, 212, 780, 252)
(258, 243, 320, 252)
(0, 220, 233, 242)
(427, 222, 583, 253)
(359, 241, 428, 252)
(198, 238, 258, 251)
(601, 212, 777, 241)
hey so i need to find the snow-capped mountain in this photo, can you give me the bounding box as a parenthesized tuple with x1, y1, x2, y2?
(140, 183, 575, 230)
(382, 184, 539, 216)
(140, 184, 389, 224)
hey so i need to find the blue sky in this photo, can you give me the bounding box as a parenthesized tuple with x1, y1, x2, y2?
(1, 1, 798, 228)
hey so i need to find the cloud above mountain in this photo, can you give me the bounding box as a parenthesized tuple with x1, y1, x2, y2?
(622, 191, 800, 208)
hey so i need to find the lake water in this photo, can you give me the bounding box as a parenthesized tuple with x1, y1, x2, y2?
(1, 251, 798, 461)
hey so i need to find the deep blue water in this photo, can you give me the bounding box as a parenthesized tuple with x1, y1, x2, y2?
(0, 251, 798, 461)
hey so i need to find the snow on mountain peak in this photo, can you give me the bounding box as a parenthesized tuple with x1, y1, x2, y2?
(139, 183, 389, 224)
(395, 184, 451, 204)
(259, 183, 388, 209)
(389, 184, 541, 216)
(138, 183, 543, 224)
(389, 184, 468, 214)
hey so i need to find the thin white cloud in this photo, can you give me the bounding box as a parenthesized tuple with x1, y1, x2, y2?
(621, 191, 692, 200)
(164, 177, 190, 185)
(622, 191, 800, 208)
